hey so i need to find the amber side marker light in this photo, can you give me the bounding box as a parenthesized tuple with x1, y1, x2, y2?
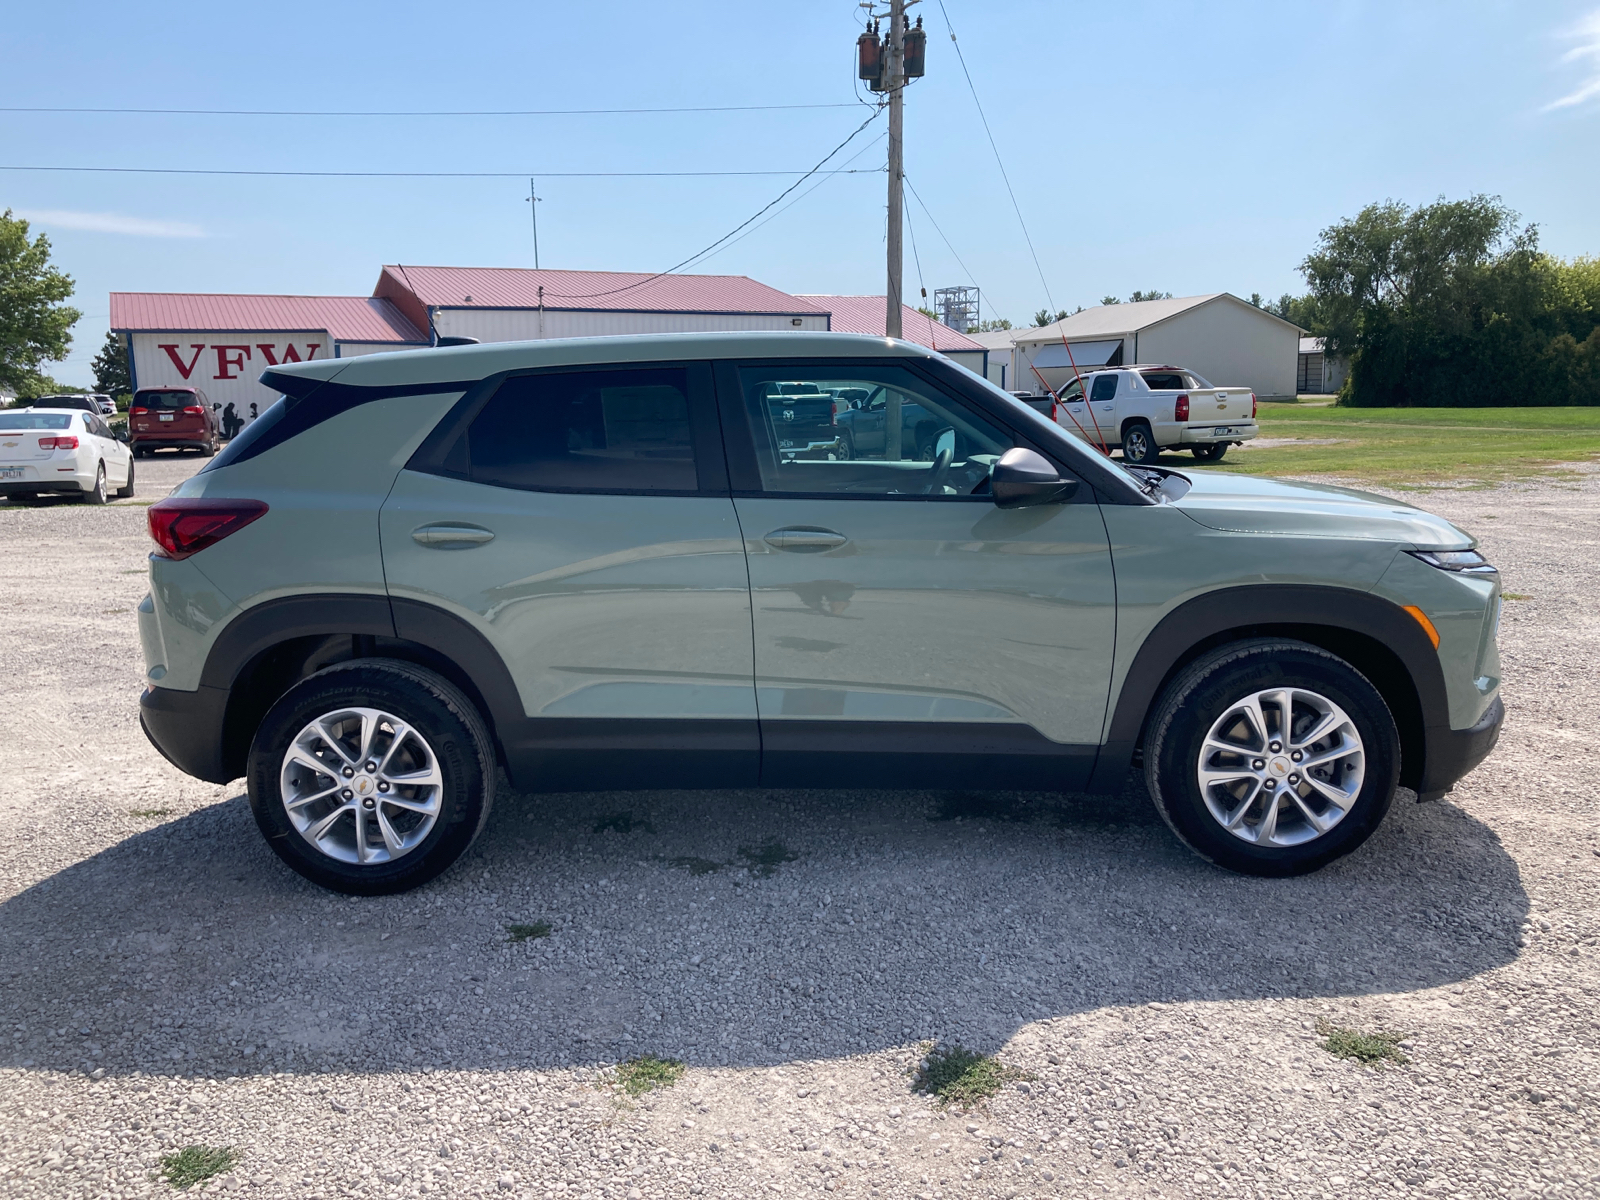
(1403, 605, 1441, 650)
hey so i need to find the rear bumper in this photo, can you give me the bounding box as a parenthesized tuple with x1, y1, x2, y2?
(1418, 693, 1504, 801)
(131, 437, 208, 451)
(0, 480, 88, 496)
(1178, 422, 1258, 445)
(139, 683, 235, 784)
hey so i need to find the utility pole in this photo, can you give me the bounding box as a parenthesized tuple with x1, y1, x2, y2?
(526, 178, 542, 270)
(885, 0, 905, 339)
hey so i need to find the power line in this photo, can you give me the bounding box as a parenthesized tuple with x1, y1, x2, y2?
(541, 105, 887, 300)
(0, 102, 859, 118)
(936, 0, 1056, 314)
(0, 164, 879, 180)
(903, 176, 994, 314)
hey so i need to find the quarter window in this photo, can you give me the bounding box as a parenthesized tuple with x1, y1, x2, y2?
(464, 367, 698, 493)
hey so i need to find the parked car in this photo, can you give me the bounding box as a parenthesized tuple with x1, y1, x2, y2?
(0, 406, 135, 503)
(834, 384, 946, 460)
(763, 382, 843, 460)
(137, 332, 1502, 895)
(33, 394, 104, 416)
(1052, 366, 1258, 464)
(129, 386, 220, 457)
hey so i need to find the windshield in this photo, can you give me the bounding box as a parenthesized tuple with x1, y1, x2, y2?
(0, 412, 73, 430)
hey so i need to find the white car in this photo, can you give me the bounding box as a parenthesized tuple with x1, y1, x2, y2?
(1052, 365, 1258, 464)
(0, 407, 135, 504)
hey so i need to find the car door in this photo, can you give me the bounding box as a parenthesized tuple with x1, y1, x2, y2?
(380, 360, 758, 787)
(87, 412, 131, 486)
(1085, 372, 1119, 447)
(717, 358, 1117, 789)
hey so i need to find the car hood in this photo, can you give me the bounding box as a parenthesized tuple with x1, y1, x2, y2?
(1168, 471, 1475, 548)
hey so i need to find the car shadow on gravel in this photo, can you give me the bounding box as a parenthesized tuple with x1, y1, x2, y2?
(0, 777, 1526, 1081)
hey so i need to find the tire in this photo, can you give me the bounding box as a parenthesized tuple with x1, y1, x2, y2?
(1143, 638, 1399, 877)
(1121, 422, 1159, 465)
(1192, 443, 1228, 462)
(83, 463, 109, 505)
(198, 439, 216, 458)
(838, 431, 855, 460)
(115, 456, 136, 499)
(247, 659, 496, 895)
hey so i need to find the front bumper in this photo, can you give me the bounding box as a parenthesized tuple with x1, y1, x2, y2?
(1418, 693, 1504, 801)
(140, 683, 235, 783)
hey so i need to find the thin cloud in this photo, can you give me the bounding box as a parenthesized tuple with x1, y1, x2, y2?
(1545, 8, 1600, 110)
(13, 208, 207, 238)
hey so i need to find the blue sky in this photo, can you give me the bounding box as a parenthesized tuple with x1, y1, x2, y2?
(5, 0, 1599, 385)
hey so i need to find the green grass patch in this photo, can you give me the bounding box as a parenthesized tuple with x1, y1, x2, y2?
(914, 1043, 1022, 1109)
(159, 1145, 239, 1189)
(1145, 405, 1600, 487)
(1316, 1018, 1410, 1067)
(505, 921, 552, 943)
(736, 838, 798, 876)
(129, 808, 174, 819)
(1503, 592, 1532, 601)
(593, 810, 656, 835)
(614, 1054, 686, 1097)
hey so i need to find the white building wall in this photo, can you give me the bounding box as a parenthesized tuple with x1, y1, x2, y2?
(129, 331, 334, 430)
(431, 307, 829, 343)
(1135, 300, 1299, 400)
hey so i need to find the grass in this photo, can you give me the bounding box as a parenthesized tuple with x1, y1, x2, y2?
(914, 1043, 1021, 1109)
(158, 1145, 239, 1189)
(1503, 592, 1532, 601)
(736, 838, 798, 876)
(593, 810, 656, 835)
(613, 1054, 686, 1097)
(1316, 1018, 1410, 1067)
(129, 808, 174, 819)
(505, 921, 552, 943)
(1138, 404, 1600, 487)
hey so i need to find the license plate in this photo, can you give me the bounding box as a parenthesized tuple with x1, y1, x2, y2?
(0, 467, 22, 480)
(159, 413, 175, 422)
(1213, 426, 1234, 436)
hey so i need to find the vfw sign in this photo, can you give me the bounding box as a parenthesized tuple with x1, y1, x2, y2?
(130, 333, 334, 429)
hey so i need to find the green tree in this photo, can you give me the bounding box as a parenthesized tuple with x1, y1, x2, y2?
(975, 317, 1012, 332)
(1099, 296, 1121, 306)
(1127, 289, 1172, 303)
(91, 330, 132, 397)
(1032, 308, 1071, 327)
(0, 210, 80, 395)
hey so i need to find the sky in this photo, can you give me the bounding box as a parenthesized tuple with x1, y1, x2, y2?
(4, 0, 1599, 386)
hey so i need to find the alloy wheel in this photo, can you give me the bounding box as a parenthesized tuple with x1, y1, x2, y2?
(1195, 686, 1365, 847)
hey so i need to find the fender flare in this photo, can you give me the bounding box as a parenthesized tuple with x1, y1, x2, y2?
(1086, 584, 1446, 793)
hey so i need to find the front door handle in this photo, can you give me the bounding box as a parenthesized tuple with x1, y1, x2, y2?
(412, 523, 495, 549)
(764, 526, 848, 552)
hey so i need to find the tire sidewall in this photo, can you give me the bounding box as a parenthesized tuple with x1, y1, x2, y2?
(1146, 642, 1399, 876)
(247, 662, 492, 894)
(1123, 423, 1154, 464)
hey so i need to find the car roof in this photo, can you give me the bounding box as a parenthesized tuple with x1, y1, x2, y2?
(262, 331, 939, 393)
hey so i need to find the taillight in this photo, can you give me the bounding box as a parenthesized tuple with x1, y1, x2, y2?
(182, 405, 204, 416)
(148, 497, 269, 560)
(1050, 400, 1060, 423)
(130, 406, 147, 415)
(1174, 394, 1189, 422)
(39, 436, 80, 450)
(1251, 392, 1257, 418)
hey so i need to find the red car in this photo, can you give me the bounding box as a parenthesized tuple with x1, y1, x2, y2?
(129, 387, 220, 457)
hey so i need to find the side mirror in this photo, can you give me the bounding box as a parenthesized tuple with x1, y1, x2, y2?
(115, 429, 129, 444)
(990, 447, 1079, 509)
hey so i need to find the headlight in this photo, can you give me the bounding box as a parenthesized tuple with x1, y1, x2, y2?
(1407, 549, 1497, 574)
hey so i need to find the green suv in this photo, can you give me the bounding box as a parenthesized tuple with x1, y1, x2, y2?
(136, 333, 1503, 894)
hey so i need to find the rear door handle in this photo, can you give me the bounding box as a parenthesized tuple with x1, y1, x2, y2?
(412, 523, 495, 548)
(763, 526, 848, 552)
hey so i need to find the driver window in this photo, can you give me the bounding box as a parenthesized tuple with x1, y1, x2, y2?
(737, 363, 1018, 498)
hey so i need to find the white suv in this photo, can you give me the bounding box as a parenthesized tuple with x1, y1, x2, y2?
(1053, 366, 1258, 464)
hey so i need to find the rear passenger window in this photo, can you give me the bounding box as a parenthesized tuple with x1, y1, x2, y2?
(465, 367, 698, 493)
(1140, 372, 1185, 390)
(1089, 375, 1118, 402)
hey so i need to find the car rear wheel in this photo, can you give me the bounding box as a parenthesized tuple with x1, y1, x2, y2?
(1143, 639, 1399, 876)
(247, 659, 496, 895)
(115, 457, 135, 499)
(83, 463, 109, 505)
(1121, 422, 1158, 465)
(1192, 443, 1228, 462)
(198, 439, 216, 457)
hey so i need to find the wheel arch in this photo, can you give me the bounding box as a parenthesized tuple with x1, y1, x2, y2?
(1088, 585, 1445, 794)
(1119, 416, 1152, 442)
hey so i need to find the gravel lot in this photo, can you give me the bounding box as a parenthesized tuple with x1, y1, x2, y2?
(1, 460, 1596, 1200)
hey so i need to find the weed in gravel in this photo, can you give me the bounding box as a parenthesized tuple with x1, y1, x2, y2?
(129, 808, 174, 819)
(1503, 592, 1532, 601)
(506, 922, 552, 943)
(159, 1145, 239, 1189)
(737, 838, 798, 876)
(666, 856, 723, 876)
(914, 1043, 1021, 1109)
(593, 810, 656, 835)
(614, 1054, 686, 1097)
(1316, 1019, 1410, 1066)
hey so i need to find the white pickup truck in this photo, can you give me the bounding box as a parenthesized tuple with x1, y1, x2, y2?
(1048, 365, 1257, 464)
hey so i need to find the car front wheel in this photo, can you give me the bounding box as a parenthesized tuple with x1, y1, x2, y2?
(83, 463, 109, 505)
(116, 456, 136, 498)
(1143, 639, 1399, 876)
(247, 659, 496, 894)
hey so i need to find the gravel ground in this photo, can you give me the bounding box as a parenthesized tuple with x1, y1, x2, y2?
(1, 460, 1596, 1200)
